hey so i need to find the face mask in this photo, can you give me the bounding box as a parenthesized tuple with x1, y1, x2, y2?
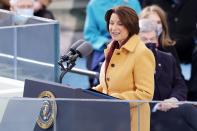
(16, 8, 34, 16)
(172, 0, 181, 4)
(157, 24, 163, 36)
(145, 42, 157, 58)
(14, 8, 34, 25)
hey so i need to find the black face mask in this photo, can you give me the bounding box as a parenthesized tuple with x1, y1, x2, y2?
(145, 42, 157, 58)
(146, 43, 158, 75)
(171, 0, 183, 6)
(171, 0, 182, 4)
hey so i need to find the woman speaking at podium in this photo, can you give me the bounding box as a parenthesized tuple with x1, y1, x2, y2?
(92, 6, 155, 131)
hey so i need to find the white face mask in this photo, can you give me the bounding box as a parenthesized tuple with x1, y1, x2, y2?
(157, 24, 163, 36)
(16, 8, 34, 17)
(14, 8, 34, 25)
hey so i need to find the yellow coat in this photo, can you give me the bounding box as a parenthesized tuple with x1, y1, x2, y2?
(94, 35, 155, 131)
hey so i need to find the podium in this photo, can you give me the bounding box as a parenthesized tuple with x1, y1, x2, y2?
(0, 79, 131, 131)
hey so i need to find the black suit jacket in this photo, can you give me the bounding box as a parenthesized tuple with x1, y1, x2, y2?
(154, 50, 187, 101)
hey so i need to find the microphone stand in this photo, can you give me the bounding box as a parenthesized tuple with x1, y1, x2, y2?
(58, 59, 76, 83)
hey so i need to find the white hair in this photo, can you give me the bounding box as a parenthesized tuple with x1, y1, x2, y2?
(139, 19, 159, 36)
(10, 0, 34, 5)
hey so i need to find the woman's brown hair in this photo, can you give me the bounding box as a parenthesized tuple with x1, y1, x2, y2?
(105, 5, 139, 37)
(139, 5, 175, 47)
(104, 6, 139, 71)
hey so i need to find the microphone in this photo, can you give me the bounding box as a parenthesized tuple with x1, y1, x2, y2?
(66, 41, 93, 64)
(59, 39, 84, 63)
(58, 41, 92, 83)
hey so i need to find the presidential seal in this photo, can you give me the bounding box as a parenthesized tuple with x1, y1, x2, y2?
(37, 91, 57, 129)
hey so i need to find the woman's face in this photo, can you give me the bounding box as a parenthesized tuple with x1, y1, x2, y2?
(148, 13, 161, 24)
(148, 13, 163, 35)
(109, 13, 129, 44)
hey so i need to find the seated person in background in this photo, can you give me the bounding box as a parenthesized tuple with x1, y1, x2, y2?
(10, 0, 34, 25)
(139, 18, 197, 131)
(139, 5, 181, 73)
(10, 0, 54, 21)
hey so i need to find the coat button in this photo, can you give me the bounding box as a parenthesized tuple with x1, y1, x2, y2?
(111, 63, 115, 67)
(174, 17, 178, 22)
(171, 4, 175, 8)
(106, 77, 110, 81)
